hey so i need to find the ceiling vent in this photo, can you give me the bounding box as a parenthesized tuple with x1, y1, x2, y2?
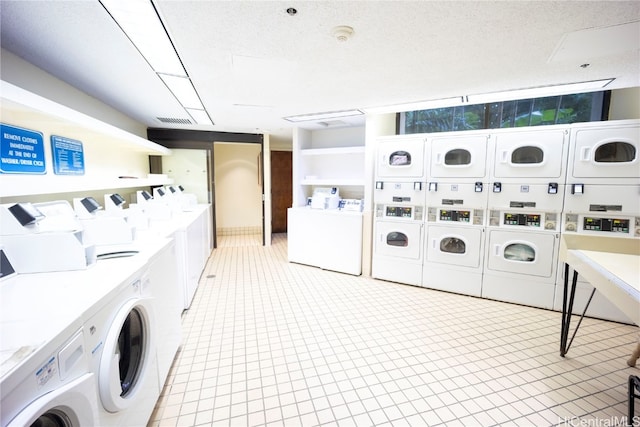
(156, 117, 193, 125)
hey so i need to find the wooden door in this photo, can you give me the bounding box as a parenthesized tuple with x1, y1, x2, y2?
(270, 151, 292, 233)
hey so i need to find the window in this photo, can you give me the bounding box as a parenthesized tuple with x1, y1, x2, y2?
(401, 91, 608, 134)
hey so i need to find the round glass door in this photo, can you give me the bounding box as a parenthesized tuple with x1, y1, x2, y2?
(503, 243, 535, 262)
(440, 237, 466, 254)
(444, 149, 471, 165)
(594, 141, 636, 162)
(118, 309, 145, 397)
(511, 146, 544, 164)
(387, 232, 408, 247)
(389, 151, 411, 166)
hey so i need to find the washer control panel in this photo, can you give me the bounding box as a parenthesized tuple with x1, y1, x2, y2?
(386, 206, 413, 218)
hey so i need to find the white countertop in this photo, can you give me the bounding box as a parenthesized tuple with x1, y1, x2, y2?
(566, 249, 640, 326)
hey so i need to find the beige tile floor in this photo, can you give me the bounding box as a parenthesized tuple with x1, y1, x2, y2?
(148, 234, 639, 427)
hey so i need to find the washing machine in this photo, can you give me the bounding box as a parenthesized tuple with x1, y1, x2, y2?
(422, 132, 490, 296)
(1, 255, 99, 427)
(376, 134, 428, 181)
(83, 267, 161, 427)
(555, 119, 640, 323)
(145, 238, 182, 387)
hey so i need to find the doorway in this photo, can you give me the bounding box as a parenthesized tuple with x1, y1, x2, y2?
(214, 142, 263, 247)
(270, 151, 292, 233)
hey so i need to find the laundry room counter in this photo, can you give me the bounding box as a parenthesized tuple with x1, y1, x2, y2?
(287, 207, 363, 275)
(565, 249, 640, 326)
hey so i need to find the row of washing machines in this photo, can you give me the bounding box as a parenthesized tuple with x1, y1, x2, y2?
(0, 192, 211, 427)
(372, 119, 639, 324)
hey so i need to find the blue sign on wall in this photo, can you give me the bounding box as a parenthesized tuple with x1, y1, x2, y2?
(51, 135, 85, 175)
(0, 123, 46, 174)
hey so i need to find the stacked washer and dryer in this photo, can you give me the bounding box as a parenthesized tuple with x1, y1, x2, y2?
(422, 132, 490, 297)
(482, 126, 569, 309)
(555, 120, 639, 323)
(372, 135, 427, 286)
(372, 119, 638, 320)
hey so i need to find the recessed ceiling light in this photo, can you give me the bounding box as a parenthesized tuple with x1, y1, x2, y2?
(283, 109, 364, 122)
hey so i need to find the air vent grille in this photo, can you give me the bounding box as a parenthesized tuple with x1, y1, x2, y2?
(156, 117, 193, 125)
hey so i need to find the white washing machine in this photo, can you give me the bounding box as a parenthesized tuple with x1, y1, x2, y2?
(423, 131, 490, 296)
(556, 119, 640, 323)
(371, 180, 425, 286)
(1, 261, 99, 427)
(376, 134, 428, 181)
(83, 267, 161, 427)
(145, 238, 182, 387)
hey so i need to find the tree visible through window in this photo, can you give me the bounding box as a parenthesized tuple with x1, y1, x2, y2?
(401, 92, 607, 134)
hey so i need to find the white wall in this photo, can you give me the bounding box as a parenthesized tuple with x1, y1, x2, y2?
(162, 149, 209, 204)
(214, 142, 263, 232)
(1, 49, 147, 137)
(609, 87, 640, 120)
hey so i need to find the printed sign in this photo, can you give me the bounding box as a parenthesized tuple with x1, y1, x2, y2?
(0, 123, 46, 174)
(51, 135, 85, 175)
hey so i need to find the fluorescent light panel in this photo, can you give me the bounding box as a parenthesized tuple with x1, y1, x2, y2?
(159, 74, 202, 109)
(467, 79, 615, 104)
(186, 108, 213, 126)
(100, 0, 185, 76)
(284, 109, 364, 123)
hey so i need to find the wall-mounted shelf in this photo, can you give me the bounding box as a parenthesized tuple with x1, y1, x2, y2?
(0, 174, 173, 198)
(300, 146, 366, 156)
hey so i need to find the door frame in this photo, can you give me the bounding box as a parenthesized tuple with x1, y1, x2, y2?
(147, 128, 265, 248)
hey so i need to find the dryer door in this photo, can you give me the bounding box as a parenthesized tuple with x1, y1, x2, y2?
(430, 134, 488, 179)
(492, 129, 567, 179)
(99, 297, 157, 413)
(7, 373, 99, 427)
(486, 231, 556, 278)
(570, 125, 639, 179)
(374, 221, 423, 260)
(426, 226, 483, 268)
(376, 137, 426, 179)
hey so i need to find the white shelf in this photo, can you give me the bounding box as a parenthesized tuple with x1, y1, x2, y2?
(300, 146, 365, 156)
(300, 178, 365, 186)
(0, 175, 173, 198)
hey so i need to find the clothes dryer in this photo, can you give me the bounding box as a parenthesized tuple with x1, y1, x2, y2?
(83, 268, 160, 427)
(556, 119, 640, 323)
(423, 183, 487, 296)
(376, 135, 427, 181)
(372, 204, 424, 286)
(489, 126, 569, 183)
(429, 132, 489, 181)
(482, 183, 563, 309)
(371, 180, 426, 286)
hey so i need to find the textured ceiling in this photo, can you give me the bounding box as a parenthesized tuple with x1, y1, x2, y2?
(1, 1, 639, 145)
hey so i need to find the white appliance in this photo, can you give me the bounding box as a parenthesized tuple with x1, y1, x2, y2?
(145, 239, 182, 387)
(1, 257, 99, 427)
(556, 119, 640, 323)
(482, 127, 568, 309)
(429, 132, 489, 180)
(423, 131, 490, 296)
(74, 197, 136, 247)
(482, 189, 562, 309)
(0, 201, 96, 273)
(423, 184, 487, 297)
(489, 126, 569, 182)
(83, 268, 161, 427)
(376, 135, 427, 180)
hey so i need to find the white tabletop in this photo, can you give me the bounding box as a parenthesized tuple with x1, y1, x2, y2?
(566, 249, 640, 326)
